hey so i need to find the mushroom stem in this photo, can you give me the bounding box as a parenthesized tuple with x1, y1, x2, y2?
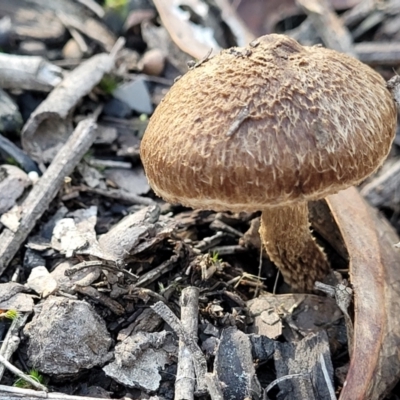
(259, 203, 330, 291)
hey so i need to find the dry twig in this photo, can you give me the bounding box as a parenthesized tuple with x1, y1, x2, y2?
(0, 313, 30, 381)
(0, 117, 99, 276)
(151, 301, 207, 394)
(0, 354, 47, 392)
(175, 287, 200, 400)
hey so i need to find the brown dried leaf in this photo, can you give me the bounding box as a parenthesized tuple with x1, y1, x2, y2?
(235, 0, 362, 36)
(326, 187, 400, 399)
(152, 0, 221, 59)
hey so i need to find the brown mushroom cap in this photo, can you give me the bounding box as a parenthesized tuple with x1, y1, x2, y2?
(140, 34, 396, 212)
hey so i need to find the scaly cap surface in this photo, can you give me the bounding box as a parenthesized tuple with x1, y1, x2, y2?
(140, 34, 396, 211)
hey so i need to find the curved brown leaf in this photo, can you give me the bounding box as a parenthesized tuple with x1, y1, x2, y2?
(326, 187, 400, 399)
(235, 0, 362, 37)
(152, 0, 254, 60)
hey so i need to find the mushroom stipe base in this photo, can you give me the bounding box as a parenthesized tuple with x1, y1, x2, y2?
(140, 34, 397, 293)
(259, 203, 331, 291)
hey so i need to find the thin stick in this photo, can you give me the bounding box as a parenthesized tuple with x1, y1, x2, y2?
(175, 287, 200, 400)
(0, 383, 110, 399)
(0, 313, 30, 380)
(151, 301, 207, 394)
(320, 354, 337, 400)
(134, 254, 179, 288)
(65, 260, 138, 280)
(0, 354, 47, 392)
(226, 106, 250, 137)
(204, 373, 224, 400)
(272, 270, 280, 295)
(254, 245, 263, 298)
(265, 373, 309, 394)
(0, 118, 98, 275)
(296, 0, 355, 56)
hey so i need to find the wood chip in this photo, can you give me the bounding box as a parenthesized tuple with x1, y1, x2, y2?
(0, 117, 98, 276)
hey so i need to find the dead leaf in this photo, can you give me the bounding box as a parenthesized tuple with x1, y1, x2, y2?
(152, 0, 221, 59)
(326, 186, 400, 399)
(235, 0, 362, 36)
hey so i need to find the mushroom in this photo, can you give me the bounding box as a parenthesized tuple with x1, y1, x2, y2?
(140, 34, 397, 291)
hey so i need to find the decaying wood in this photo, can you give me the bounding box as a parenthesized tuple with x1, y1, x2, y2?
(340, 0, 377, 27)
(0, 89, 23, 135)
(21, 38, 124, 163)
(214, 326, 262, 399)
(271, 331, 334, 400)
(326, 187, 400, 399)
(361, 76, 400, 208)
(175, 287, 200, 400)
(76, 185, 156, 206)
(208, 244, 246, 256)
(0, 118, 98, 276)
(360, 158, 400, 209)
(387, 74, 400, 106)
(74, 0, 104, 18)
(355, 41, 400, 65)
(73, 284, 125, 315)
(65, 260, 137, 281)
(309, 200, 348, 260)
(204, 373, 224, 400)
(209, 218, 243, 237)
(151, 301, 208, 394)
(0, 134, 39, 174)
(50, 1, 116, 51)
(0, 53, 63, 92)
(296, 0, 355, 56)
(345, 0, 400, 39)
(97, 205, 160, 262)
(0, 0, 116, 51)
(195, 231, 225, 252)
(0, 0, 65, 42)
(133, 253, 181, 288)
(290, 1, 400, 66)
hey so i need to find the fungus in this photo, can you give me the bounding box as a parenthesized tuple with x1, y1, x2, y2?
(140, 34, 397, 291)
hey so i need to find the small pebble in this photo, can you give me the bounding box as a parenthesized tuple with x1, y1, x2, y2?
(28, 171, 39, 184)
(62, 38, 83, 59)
(139, 49, 165, 76)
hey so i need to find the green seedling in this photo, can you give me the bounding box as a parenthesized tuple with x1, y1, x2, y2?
(98, 75, 119, 95)
(14, 369, 44, 389)
(104, 0, 127, 8)
(5, 157, 19, 167)
(158, 280, 184, 296)
(3, 309, 19, 320)
(211, 251, 222, 264)
(104, 0, 128, 19)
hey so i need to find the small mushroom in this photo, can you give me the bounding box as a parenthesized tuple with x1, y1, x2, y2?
(140, 34, 396, 291)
